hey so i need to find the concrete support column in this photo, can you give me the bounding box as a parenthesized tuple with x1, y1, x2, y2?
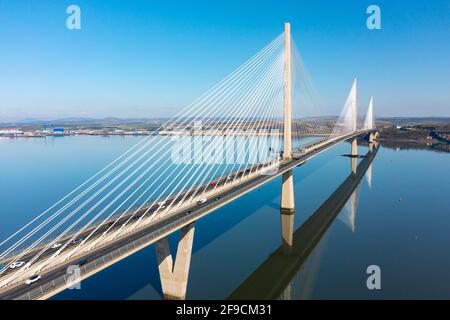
(281, 170, 295, 212)
(280, 281, 293, 300)
(155, 223, 195, 300)
(280, 207, 295, 255)
(351, 139, 358, 174)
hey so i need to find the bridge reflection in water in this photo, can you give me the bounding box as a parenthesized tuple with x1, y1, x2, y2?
(228, 143, 378, 300)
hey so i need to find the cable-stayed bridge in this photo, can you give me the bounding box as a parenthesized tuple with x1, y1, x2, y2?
(0, 23, 378, 300)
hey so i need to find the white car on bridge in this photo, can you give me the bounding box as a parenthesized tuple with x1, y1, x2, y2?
(9, 261, 25, 269)
(25, 274, 41, 285)
(51, 243, 62, 249)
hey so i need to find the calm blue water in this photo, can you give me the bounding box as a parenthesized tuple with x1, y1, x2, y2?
(1, 136, 449, 299)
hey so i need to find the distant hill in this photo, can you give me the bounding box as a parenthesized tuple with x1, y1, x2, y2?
(378, 117, 450, 125)
(1, 116, 449, 128)
(0, 117, 170, 128)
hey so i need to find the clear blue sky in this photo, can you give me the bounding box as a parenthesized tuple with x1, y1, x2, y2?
(0, 0, 449, 120)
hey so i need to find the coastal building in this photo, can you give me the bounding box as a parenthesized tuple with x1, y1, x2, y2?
(34, 129, 51, 137)
(52, 128, 65, 136)
(0, 129, 23, 137)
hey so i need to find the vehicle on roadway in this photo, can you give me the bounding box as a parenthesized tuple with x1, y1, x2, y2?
(25, 274, 41, 285)
(215, 196, 221, 201)
(75, 259, 88, 267)
(70, 238, 83, 244)
(51, 243, 62, 249)
(197, 198, 207, 205)
(9, 261, 25, 269)
(157, 200, 167, 209)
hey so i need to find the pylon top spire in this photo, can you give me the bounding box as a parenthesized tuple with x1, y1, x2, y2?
(283, 22, 292, 160)
(364, 96, 374, 130)
(352, 78, 357, 132)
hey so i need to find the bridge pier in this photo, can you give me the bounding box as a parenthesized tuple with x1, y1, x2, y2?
(155, 222, 195, 300)
(351, 139, 358, 174)
(280, 169, 295, 254)
(281, 170, 295, 212)
(280, 281, 293, 300)
(280, 207, 295, 255)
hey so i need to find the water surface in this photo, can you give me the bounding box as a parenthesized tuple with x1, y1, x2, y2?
(0, 136, 449, 299)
